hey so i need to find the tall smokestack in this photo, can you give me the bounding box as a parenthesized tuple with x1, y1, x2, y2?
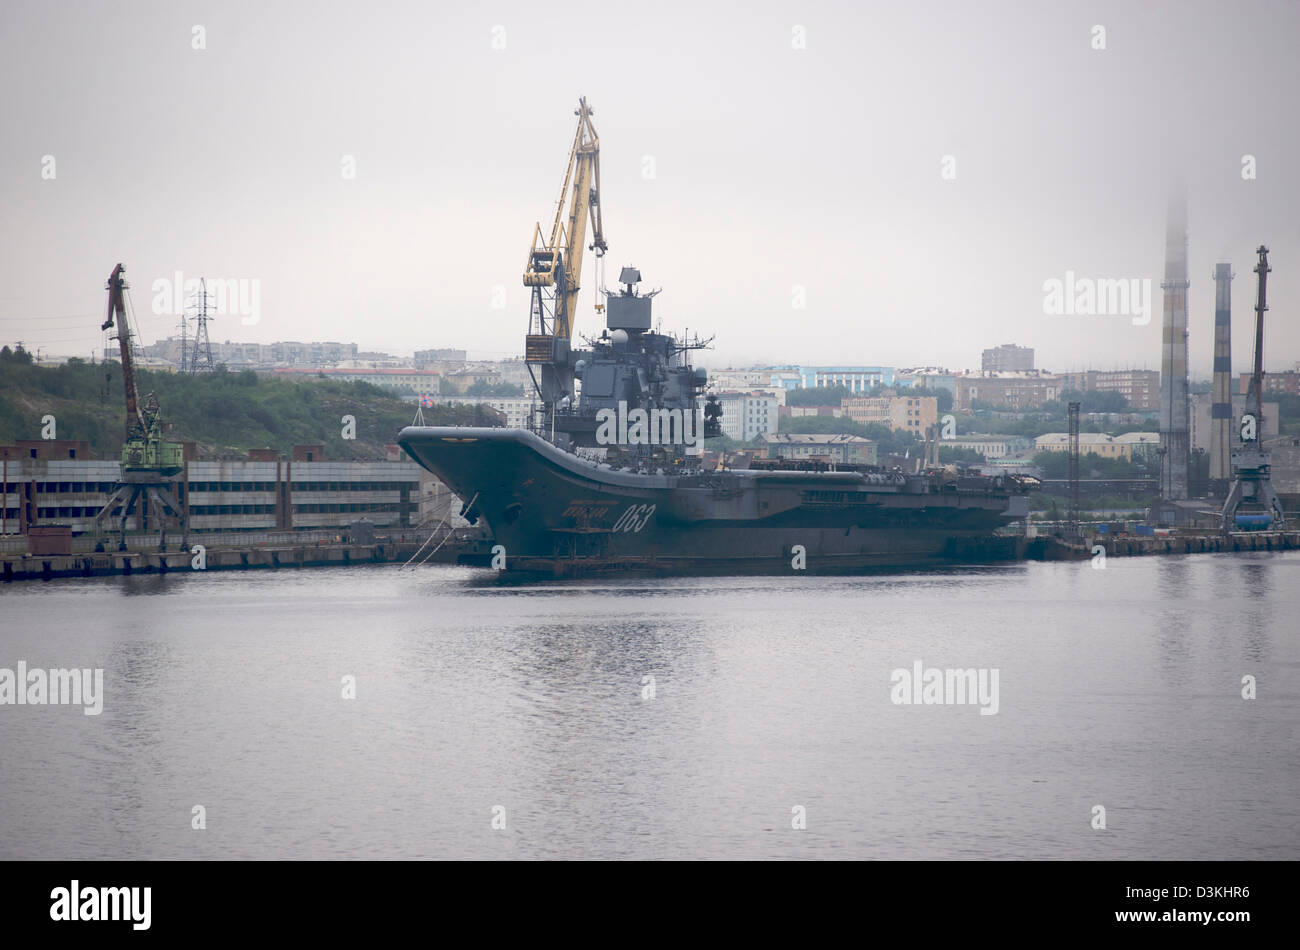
(1210, 263, 1233, 483)
(1158, 189, 1190, 500)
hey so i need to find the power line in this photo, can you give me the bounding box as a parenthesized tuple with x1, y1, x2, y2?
(0, 335, 96, 346)
(0, 318, 99, 328)
(0, 317, 98, 324)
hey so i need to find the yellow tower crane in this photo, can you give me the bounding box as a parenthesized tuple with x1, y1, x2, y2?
(523, 96, 608, 342)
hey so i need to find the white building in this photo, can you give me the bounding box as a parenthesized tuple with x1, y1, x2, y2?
(715, 391, 780, 442)
(707, 368, 782, 392)
(797, 366, 894, 392)
(433, 394, 539, 430)
(270, 366, 441, 393)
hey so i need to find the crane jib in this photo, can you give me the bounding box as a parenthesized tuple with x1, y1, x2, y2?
(522, 98, 606, 345)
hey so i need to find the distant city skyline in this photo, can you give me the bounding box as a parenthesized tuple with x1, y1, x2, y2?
(17, 327, 1297, 382)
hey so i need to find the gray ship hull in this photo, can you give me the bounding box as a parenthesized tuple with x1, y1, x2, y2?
(398, 426, 1029, 575)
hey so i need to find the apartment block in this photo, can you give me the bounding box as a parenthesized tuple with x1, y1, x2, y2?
(716, 391, 780, 442)
(414, 348, 468, 363)
(142, 339, 359, 368)
(840, 394, 937, 436)
(1058, 369, 1160, 410)
(1238, 370, 1300, 397)
(955, 372, 1061, 411)
(981, 344, 1034, 372)
(434, 394, 538, 430)
(270, 366, 441, 393)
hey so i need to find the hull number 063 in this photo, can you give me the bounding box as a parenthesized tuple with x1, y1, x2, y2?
(612, 503, 656, 533)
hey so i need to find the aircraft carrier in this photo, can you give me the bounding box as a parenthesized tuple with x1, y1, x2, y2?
(398, 100, 1031, 575)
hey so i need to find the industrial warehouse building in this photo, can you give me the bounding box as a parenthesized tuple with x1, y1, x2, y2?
(1, 440, 430, 537)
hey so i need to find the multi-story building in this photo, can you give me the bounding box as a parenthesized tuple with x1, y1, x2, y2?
(840, 394, 938, 436)
(759, 433, 877, 465)
(434, 394, 538, 430)
(186, 458, 418, 532)
(709, 368, 779, 392)
(492, 358, 532, 390)
(715, 391, 780, 442)
(1238, 369, 1300, 397)
(981, 344, 1034, 373)
(1112, 432, 1163, 460)
(0, 447, 119, 537)
(270, 366, 441, 394)
(955, 372, 1061, 411)
(895, 368, 956, 394)
(441, 367, 503, 392)
(1097, 370, 1158, 410)
(1, 439, 90, 462)
(1058, 369, 1160, 410)
(763, 368, 804, 391)
(753, 366, 894, 393)
(141, 339, 359, 368)
(1, 444, 423, 536)
(1033, 432, 1160, 461)
(938, 435, 1032, 459)
(782, 405, 844, 418)
(414, 348, 468, 364)
(795, 366, 895, 393)
(1058, 370, 1097, 395)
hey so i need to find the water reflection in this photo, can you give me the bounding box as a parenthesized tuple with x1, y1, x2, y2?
(1234, 560, 1274, 665)
(1, 555, 1297, 859)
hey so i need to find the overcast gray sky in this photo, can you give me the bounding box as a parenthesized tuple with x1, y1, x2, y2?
(3, 0, 1298, 377)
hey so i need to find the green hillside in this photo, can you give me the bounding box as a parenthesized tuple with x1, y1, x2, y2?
(0, 347, 499, 460)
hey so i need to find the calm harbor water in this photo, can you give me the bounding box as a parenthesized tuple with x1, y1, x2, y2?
(2, 553, 1298, 860)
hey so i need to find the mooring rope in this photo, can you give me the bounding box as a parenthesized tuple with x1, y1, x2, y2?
(401, 491, 478, 570)
(415, 491, 478, 568)
(400, 500, 452, 568)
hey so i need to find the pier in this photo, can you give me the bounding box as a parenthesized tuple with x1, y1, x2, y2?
(3, 527, 1297, 581)
(1025, 529, 1300, 560)
(0, 532, 491, 581)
